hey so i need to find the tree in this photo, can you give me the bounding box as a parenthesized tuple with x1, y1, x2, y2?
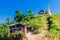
(14, 10, 27, 22)
(27, 9, 34, 19)
(7, 17, 13, 25)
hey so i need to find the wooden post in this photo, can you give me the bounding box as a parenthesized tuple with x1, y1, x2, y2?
(25, 26, 27, 34)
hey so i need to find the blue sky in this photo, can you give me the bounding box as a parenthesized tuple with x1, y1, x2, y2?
(0, 0, 60, 22)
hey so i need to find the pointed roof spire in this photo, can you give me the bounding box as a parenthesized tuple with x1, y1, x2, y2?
(47, 5, 51, 15)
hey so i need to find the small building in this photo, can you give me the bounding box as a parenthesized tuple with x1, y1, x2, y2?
(39, 10, 45, 14)
(8, 23, 27, 34)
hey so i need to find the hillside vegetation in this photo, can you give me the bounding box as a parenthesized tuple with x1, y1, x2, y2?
(0, 9, 60, 40)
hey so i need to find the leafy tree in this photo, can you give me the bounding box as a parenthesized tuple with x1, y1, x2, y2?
(14, 10, 27, 22)
(7, 17, 13, 25)
(27, 9, 34, 19)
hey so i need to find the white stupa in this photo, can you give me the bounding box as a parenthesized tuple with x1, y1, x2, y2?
(47, 6, 51, 15)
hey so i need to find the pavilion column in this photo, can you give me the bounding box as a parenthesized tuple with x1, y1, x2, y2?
(24, 26, 27, 34)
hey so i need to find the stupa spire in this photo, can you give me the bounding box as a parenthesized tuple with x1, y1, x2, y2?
(47, 5, 51, 15)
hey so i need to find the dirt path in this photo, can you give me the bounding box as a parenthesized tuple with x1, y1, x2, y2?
(26, 30, 49, 40)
